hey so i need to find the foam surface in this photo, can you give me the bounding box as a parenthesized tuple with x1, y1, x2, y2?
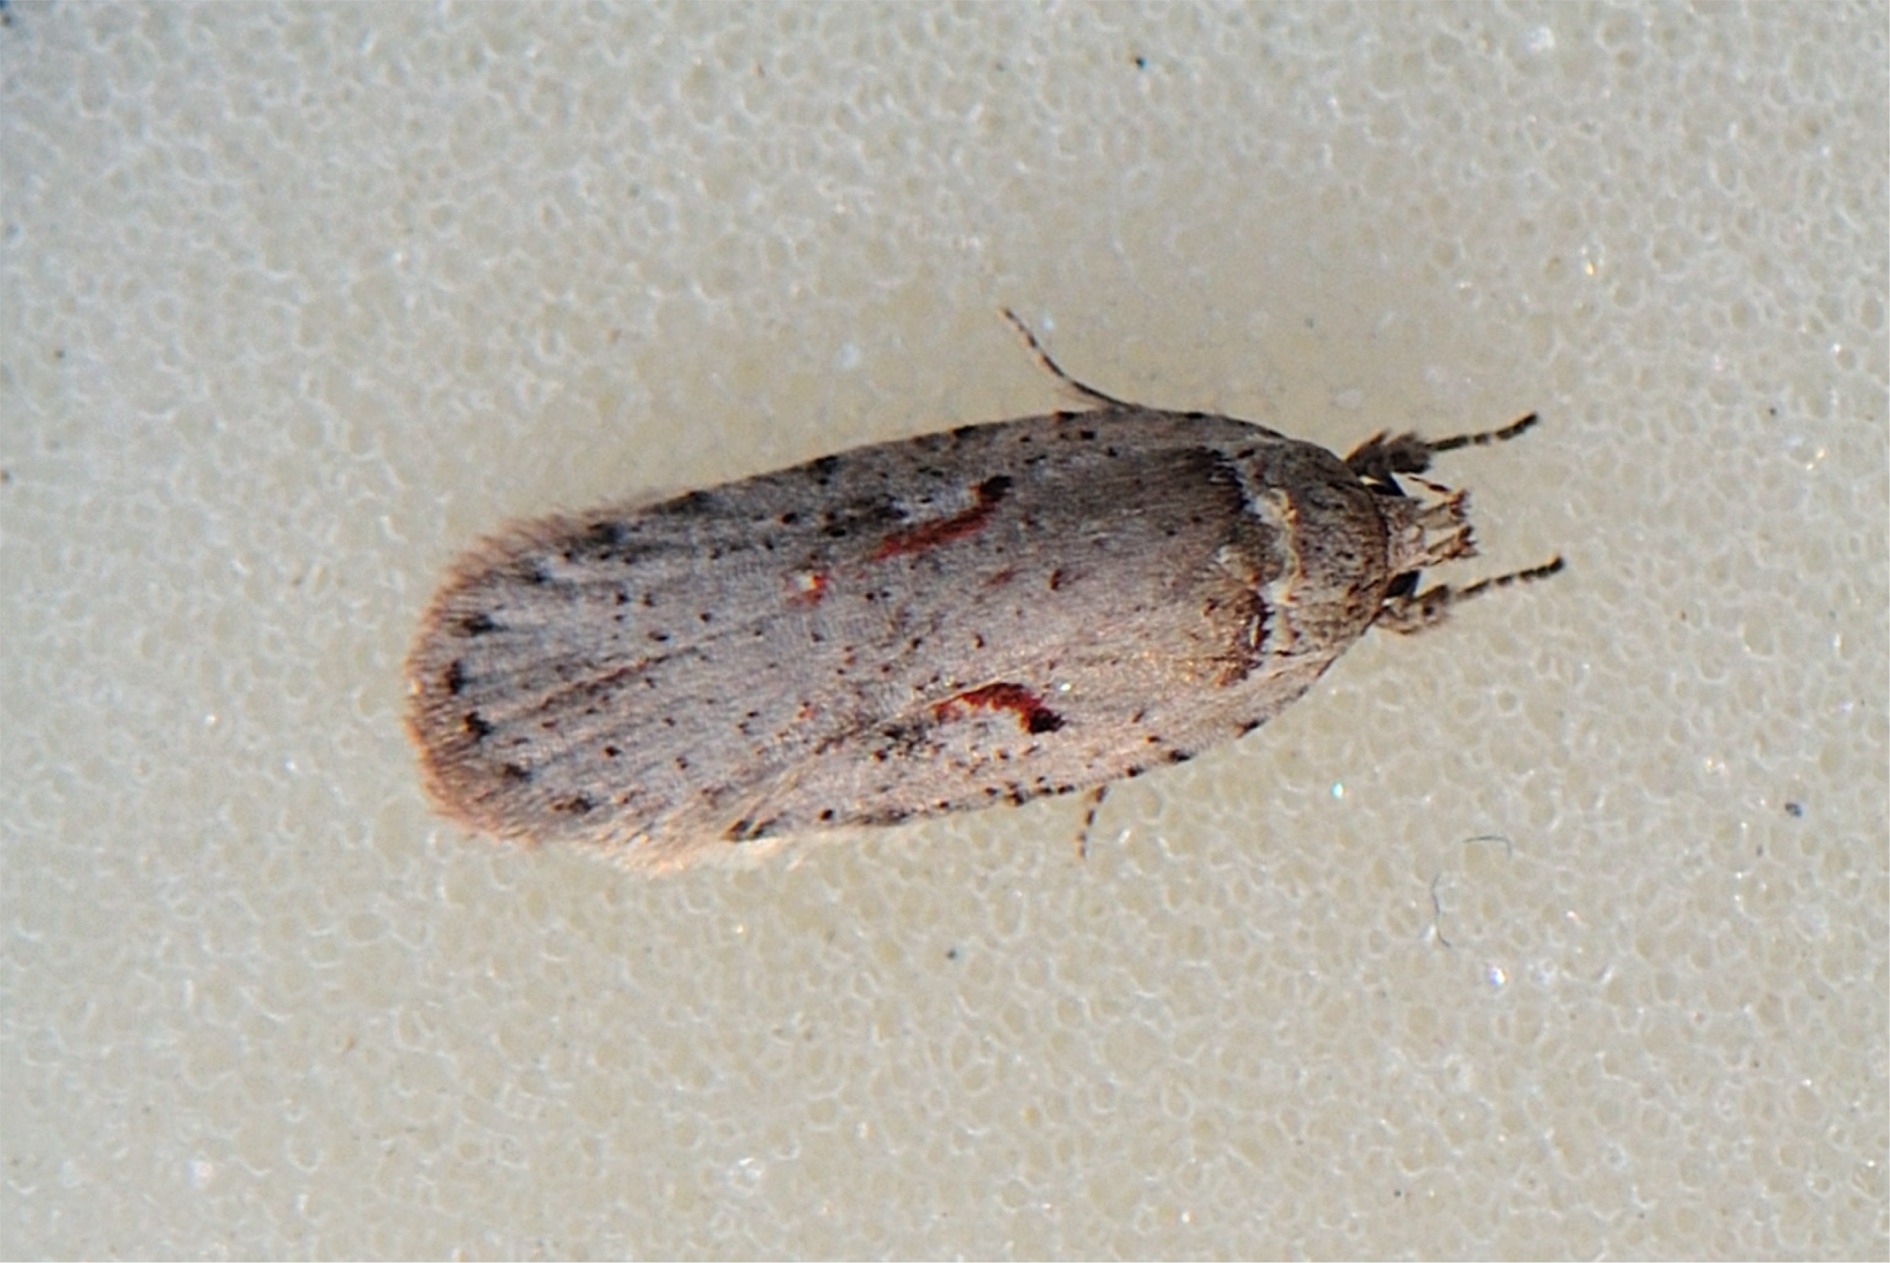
(4, 3, 1885, 1256)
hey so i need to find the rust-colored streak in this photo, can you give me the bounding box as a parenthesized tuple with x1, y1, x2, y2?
(871, 475, 1013, 561)
(932, 681, 1065, 735)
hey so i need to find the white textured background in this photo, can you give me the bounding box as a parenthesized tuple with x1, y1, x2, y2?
(4, 2, 1885, 1257)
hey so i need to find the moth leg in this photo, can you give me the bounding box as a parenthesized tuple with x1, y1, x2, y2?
(1375, 555, 1565, 634)
(1001, 308, 1140, 412)
(1346, 412, 1539, 483)
(1073, 785, 1109, 860)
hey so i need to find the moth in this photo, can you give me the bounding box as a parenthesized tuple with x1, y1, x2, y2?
(405, 315, 1560, 871)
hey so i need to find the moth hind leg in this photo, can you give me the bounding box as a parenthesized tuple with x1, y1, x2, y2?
(1071, 785, 1109, 861)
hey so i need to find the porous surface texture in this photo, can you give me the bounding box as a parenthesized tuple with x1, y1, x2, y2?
(4, 3, 1885, 1257)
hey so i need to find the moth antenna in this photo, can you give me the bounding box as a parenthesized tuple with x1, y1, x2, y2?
(1001, 308, 1138, 411)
